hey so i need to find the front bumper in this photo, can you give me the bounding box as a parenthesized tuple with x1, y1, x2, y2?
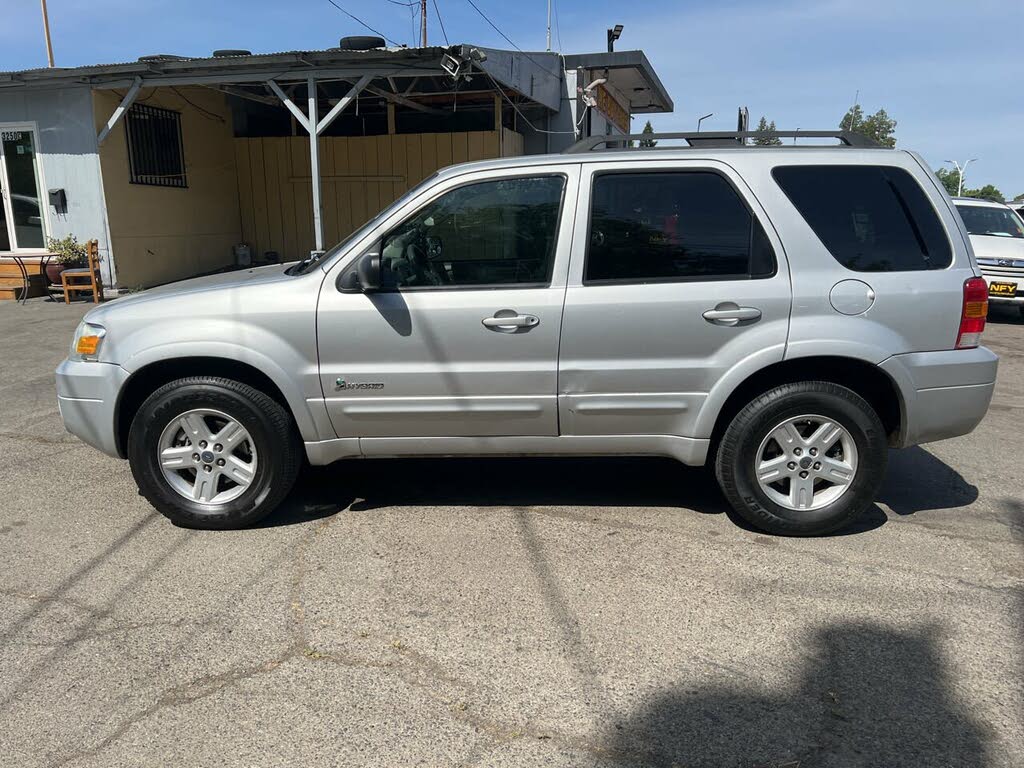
(55, 359, 129, 458)
(980, 271, 1024, 304)
(879, 346, 998, 447)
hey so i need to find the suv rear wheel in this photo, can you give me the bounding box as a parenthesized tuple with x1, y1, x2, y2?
(715, 382, 888, 536)
(128, 377, 301, 529)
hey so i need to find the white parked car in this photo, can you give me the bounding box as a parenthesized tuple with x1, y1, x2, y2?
(953, 197, 1024, 314)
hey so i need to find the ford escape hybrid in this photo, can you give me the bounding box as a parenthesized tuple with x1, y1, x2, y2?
(56, 130, 998, 536)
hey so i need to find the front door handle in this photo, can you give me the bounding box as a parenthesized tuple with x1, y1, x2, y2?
(482, 311, 540, 332)
(702, 302, 762, 326)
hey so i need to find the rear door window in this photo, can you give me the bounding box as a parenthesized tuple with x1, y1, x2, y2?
(772, 165, 952, 271)
(585, 171, 776, 283)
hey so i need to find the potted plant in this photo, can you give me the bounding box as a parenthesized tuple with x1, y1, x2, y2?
(45, 234, 88, 285)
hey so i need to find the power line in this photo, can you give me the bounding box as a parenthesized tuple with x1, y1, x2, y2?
(462, 0, 520, 53)
(324, 0, 403, 47)
(431, 0, 450, 46)
(480, 67, 585, 136)
(461, 0, 562, 79)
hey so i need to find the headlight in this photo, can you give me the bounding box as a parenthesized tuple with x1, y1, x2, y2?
(70, 322, 107, 362)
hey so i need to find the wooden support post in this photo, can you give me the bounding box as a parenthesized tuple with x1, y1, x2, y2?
(387, 103, 396, 135)
(494, 93, 503, 156)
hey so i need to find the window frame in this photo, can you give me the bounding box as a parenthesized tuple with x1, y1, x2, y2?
(771, 163, 955, 273)
(581, 168, 778, 287)
(341, 172, 569, 293)
(124, 104, 188, 189)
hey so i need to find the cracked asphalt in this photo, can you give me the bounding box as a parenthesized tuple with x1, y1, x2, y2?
(1, 299, 1022, 767)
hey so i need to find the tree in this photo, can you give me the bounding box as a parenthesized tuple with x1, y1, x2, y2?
(840, 103, 897, 147)
(936, 167, 961, 197)
(966, 184, 1005, 203)
(935, 168, 1005, 201)
(752, 116, 782, 146)
(639, 120, 657, 148)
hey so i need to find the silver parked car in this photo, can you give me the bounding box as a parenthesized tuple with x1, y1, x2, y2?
(56, 131, 998, 535)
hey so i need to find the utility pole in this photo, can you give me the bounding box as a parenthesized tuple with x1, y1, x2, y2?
(40, 0, 55, 67)
(421, 0, 428, 47)
(546, 0, 552, 51)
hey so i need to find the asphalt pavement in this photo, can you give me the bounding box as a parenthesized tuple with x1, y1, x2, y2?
(1, 298, 1021, 767)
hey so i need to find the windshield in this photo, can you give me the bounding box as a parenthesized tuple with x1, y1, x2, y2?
(289, 172, 440, 275)
(955, 204, 1024, 239)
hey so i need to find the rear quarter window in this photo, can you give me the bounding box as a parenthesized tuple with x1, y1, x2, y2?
(772, 165, 952, 271)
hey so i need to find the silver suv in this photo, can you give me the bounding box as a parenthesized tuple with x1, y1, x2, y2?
(56, 131, 998, 536)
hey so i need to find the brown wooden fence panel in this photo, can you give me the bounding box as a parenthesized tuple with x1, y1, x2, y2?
(236, 130, 522, 260)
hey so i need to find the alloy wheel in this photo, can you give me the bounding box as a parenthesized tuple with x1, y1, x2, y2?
(754, 414, 858, 511)
(157, 408, 258, 505)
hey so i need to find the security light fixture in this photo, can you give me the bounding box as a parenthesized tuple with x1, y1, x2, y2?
(607, 24, 623, 52)
(440, 52, 463, 78)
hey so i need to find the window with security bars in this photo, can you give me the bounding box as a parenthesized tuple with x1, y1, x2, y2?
(124, 104, 187, 188)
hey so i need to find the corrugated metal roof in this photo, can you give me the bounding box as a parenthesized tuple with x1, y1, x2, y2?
(0, 45, 452, 82)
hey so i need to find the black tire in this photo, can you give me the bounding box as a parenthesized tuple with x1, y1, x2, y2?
(715, 381, 887, 536)
(128, 377, 302, 529)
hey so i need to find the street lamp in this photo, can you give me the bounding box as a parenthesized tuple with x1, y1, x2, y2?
(945, 158, 978, 197)
(697, 112, 713, 132)
(607, 24, 623, 53)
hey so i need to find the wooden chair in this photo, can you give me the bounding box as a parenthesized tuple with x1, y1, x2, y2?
(62, 239, 102, 304)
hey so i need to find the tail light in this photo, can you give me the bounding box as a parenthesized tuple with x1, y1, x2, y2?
(957, 277, 988, 349)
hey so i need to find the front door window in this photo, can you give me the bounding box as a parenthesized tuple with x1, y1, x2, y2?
(379, 175, 565, 288)
(0, 128, 46, 251)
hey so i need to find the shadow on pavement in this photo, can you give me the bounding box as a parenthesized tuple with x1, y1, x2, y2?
(266, 457, 730, 525)
(878, 446, 979, 515)
(607, 621, 990, 768)
(260, 456, 892, 536)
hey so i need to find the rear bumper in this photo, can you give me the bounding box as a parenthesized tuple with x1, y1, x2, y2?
(55, 359, 129, 458)
(879, 346, 998, 447)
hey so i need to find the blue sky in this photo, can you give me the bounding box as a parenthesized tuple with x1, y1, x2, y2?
(2, 0, 1020, 196)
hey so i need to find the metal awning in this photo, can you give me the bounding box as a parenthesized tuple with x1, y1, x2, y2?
(562, 50, 673, 114)
(1, 44, 569, 255)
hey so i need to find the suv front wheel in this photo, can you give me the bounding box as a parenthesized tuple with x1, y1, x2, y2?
(715, 382, 888, 536)
(128, 377, 302, 529)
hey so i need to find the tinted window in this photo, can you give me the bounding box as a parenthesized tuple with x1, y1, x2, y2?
(585, 172, 775, 283)
(955, 204, 1024, 239)
(380, 176, 564, 288)
(773, 165, 952, 271)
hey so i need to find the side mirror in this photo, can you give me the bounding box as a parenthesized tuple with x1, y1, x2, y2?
(356, 250, 382, 292)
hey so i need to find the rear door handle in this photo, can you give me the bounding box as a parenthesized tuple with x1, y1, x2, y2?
(482, 312, 540, 331)
(702, 303, 762, 326)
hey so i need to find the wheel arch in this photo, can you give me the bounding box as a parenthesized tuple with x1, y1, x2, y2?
(705, 355, 905, 457)
(115, 356, 315, 459)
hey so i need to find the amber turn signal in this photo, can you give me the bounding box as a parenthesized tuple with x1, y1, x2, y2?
(75, 335, 102, 355)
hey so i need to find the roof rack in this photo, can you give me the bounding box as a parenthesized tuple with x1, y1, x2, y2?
(563, 130, 880, 154)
